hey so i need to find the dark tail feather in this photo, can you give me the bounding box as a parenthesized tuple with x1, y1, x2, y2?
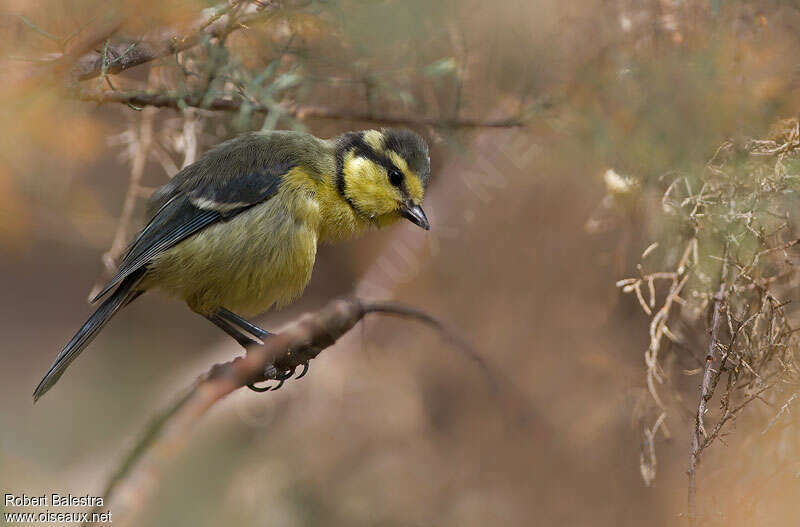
(33, 270, 145, 402)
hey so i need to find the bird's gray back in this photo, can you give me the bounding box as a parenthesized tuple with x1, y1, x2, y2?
(146, 130, 334, 218)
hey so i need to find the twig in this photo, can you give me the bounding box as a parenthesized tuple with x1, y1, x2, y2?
(87, 89, 157, 299)
(82, 298, 487, 526)
(179, 108, 200, 168)
(762, 391, 800, 435)
(687, 278, 726, 526)
(363, 301, 498, 392)
(74, 90, 526, 128)
(640, 412, 667, 487)
(700, 384, 774, 451)
(105, 107, 155, 272)
(22, 14, 124, 83)
(70, 1, 281, 81)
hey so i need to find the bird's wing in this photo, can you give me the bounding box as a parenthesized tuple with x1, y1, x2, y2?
(90, 164, 289, 303)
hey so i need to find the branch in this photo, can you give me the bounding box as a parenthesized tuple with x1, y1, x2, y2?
(70, 1, 282, 81)
(687, 280, 726, 526)
(74, 90, 526, 128)
(700, 383, 774, 452)
(83, 297, 489, 526)
(362, 301, 497, 389)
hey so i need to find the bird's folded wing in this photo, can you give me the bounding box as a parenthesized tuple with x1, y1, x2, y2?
(90, 168, 285, 303)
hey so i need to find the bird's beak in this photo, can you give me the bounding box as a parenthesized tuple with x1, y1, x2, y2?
(399, 202, 430, 230)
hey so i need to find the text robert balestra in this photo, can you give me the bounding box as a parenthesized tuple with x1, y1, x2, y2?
(5, 493, 104, 507)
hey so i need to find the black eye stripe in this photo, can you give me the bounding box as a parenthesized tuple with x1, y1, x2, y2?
(353, 145, 391, 169)
(350, 142, 406, 187)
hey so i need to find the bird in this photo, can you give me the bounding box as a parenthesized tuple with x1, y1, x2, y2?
(33, 128, 431, 402)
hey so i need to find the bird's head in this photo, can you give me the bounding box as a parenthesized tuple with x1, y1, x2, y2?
(335, 128, 430, 230)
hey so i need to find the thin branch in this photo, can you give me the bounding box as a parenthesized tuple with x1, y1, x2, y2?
(74, 90, 526, 128)
(44, 15, 124, 81)
(87, 81, 157, 299)
(363, 301, 498, 391)
(688, 278, 726, 526)
(105, 108, 155, 271)
(762, 392, 800, 435)
(82, 298, 487, 527)
(700, 384, 774, 452)
(70, 1, 282, 81)
(179, 108, 200, 168)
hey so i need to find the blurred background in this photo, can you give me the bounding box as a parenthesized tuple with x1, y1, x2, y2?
(2, 0, 800, 525)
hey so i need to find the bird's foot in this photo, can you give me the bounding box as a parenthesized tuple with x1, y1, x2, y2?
(247, 346, 321, 393)
(246, 358, 312, 393)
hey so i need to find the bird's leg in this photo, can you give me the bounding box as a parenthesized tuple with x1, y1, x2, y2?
(206, 313, 264, 347)
(207, 309, 312, 393)
(216, 308, 273, 339)
(211, 308, 287, 392)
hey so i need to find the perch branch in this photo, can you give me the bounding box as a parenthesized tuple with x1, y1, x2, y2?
(83, 297, 487, 526)
(74, 90, 525, 128)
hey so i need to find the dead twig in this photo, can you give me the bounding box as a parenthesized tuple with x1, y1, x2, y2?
(762, 392, 800, 435)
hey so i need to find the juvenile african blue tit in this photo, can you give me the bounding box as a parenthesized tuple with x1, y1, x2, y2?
(34, 128, 431, 401)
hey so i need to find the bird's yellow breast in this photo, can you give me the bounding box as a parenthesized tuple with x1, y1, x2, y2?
(144, 175, 322, 317)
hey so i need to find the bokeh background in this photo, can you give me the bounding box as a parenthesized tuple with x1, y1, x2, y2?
(2, 0, 800, 525)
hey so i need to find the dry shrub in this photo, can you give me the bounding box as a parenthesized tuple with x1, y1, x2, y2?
(617, 118, 800, 523)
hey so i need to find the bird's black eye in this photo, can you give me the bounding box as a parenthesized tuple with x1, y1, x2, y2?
(388, 168, 404, 187)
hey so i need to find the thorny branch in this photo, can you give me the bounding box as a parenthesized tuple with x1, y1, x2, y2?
(81, 298, 492, 527)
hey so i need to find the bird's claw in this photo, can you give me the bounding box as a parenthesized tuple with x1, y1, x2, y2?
(274, 367, 296, 381)
(246, 363, 301, 393)
(295, 361, 309, 379)
(246, 382, 271, 392)
(267, 367, 296, 391)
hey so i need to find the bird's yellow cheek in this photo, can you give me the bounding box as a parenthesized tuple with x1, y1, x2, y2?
(344, 155, 402, 216)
